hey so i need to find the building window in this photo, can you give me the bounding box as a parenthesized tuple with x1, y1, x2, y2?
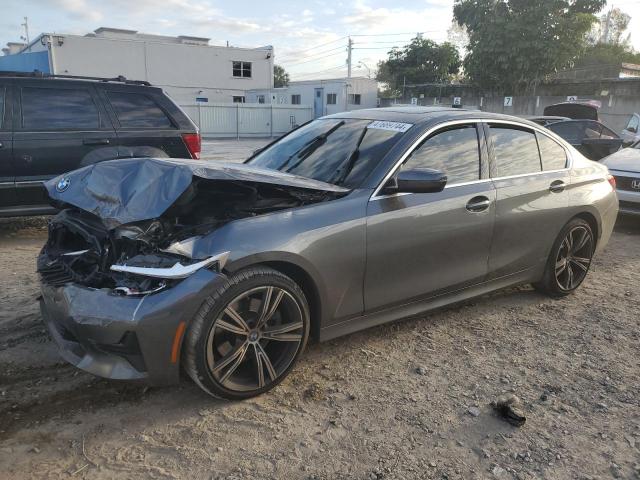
(257, 95, 265, 104)
(327, 93, 337, 105)
(348, 94, 361, 105)
(291, 94, 301, 105)
(232, 61, 252, 78)
(232, 96, 246, 103)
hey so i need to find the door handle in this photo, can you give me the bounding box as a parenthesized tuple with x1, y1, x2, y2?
(466, 196, 491, 212)
(83, 139, 110, 146)
(549, 180, 566, 193)
(0, 141, 3, 148)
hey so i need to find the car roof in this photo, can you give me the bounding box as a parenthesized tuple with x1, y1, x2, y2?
(323, 106, 540, 128)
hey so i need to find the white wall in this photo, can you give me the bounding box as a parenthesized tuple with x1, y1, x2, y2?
(46, 34, 273, 103)
(247, 77, 378, 116)
(181, 103, 313, 138)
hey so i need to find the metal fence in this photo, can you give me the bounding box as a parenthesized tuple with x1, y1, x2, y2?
(180, 103, 314, 138)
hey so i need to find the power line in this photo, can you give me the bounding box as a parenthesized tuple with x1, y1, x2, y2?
(284, 50, 345, 68)
(354, 40, 415, 44)
(278, 44, 345, 63)
(279, 36, 347, 57)
(291, 65, 347, 80)
(350, 31, 441, 37)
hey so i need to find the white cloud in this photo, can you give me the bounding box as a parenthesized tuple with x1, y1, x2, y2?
(54, 0, 103, 22)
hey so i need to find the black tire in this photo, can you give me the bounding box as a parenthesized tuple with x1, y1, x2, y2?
(533, 217, 595, 298)
(183, 266, 310, 400)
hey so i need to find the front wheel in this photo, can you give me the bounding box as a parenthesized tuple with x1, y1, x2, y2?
(534, 218, 595, 297)
(183, 267, 310, 399)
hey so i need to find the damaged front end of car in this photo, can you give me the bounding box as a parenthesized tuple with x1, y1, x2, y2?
(38, 158, 347, 296)
(37, 158, 348, 384)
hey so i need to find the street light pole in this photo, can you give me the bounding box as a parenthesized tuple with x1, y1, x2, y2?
(357, 61, 371, 78)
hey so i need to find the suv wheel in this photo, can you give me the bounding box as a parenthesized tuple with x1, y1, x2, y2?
(183, 267, 309, 399)
(534, 218, 595, 297)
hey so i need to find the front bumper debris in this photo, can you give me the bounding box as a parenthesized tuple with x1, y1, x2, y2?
(40, 269, 227, 385)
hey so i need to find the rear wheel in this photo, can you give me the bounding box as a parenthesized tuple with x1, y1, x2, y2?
(534, 218, 595, 297)
(183, 267, 309, 399)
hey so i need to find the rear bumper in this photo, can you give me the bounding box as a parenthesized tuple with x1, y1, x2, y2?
(40, 268, 227, 385)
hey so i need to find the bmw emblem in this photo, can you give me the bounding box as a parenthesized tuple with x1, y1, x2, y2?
(56, 176, 71, 193)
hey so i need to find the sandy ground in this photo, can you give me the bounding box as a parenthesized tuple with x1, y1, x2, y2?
(0, 144, 639, 479)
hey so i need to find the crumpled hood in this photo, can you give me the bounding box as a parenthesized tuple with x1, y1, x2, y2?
(45, 158, 349, 229)
(602, 147, 640, 173)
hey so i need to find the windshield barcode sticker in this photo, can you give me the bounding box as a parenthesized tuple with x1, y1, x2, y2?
(367, 121, 413, 133)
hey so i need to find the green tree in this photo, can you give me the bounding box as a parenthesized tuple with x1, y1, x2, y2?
(274, 65, 289, 88)
(454, 0, 606, 94)
(376, 37, 461, 95)
(576, 42, 640, 67)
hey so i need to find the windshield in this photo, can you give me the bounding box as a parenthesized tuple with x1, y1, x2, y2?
(247, 119, 410, 188)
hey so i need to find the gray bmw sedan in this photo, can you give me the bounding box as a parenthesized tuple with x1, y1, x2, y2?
(38, 107, 618, 399)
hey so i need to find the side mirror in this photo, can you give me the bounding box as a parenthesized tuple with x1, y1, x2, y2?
(627, 126, 638, 133)
(382, 168, 447, 194)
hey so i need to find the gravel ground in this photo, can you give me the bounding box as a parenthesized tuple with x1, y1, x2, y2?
(0, 214, 639, 479)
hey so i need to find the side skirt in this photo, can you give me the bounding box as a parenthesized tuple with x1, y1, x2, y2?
(319, 267, 540, 342)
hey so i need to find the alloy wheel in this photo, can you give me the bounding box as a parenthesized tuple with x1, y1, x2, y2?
(205, 286, 305, 392)
(554, 225, 593, 291)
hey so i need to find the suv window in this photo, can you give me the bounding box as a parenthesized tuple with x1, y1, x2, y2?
(490, 126, 541, 177)
(22, 87, 100, 130)
(0, 87, 4, 129)
(536, 133, 567, 171)
(107, 91, 173, 128)
(404, 125, 480, 184)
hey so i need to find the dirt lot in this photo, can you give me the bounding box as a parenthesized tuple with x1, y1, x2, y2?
(0, 213, 639, 480)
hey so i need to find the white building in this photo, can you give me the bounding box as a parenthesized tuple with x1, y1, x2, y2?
(0, 28, 274, 104)
(247, 77, 378, 118)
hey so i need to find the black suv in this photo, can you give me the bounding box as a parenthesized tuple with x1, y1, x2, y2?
(0, 72, 201, 216)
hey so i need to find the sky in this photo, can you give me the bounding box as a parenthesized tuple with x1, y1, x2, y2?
(1, 0, 640, 81)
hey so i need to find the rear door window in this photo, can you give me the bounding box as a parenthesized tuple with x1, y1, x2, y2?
(536, 133, 567, 170)
(21, 87, 100, 130)
(490, 126, 541, 177)
(404, 124, 481, 184)
(106, 92, 173, 128)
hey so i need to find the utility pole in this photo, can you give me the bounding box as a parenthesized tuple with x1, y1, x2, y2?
(347, 37, 353, 78)
(20, 16, 30, 45)
(602, 7, 612, 44)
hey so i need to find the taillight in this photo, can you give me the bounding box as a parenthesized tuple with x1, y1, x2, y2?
(182, 133, 201, 159)
(607, 174, 616, 190)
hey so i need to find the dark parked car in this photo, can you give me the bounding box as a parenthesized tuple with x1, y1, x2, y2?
(0, 72, 201, 217)
(545, 119, 623, 161)
(38, 107, 618, 399)
(535, 102, 623, 160)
